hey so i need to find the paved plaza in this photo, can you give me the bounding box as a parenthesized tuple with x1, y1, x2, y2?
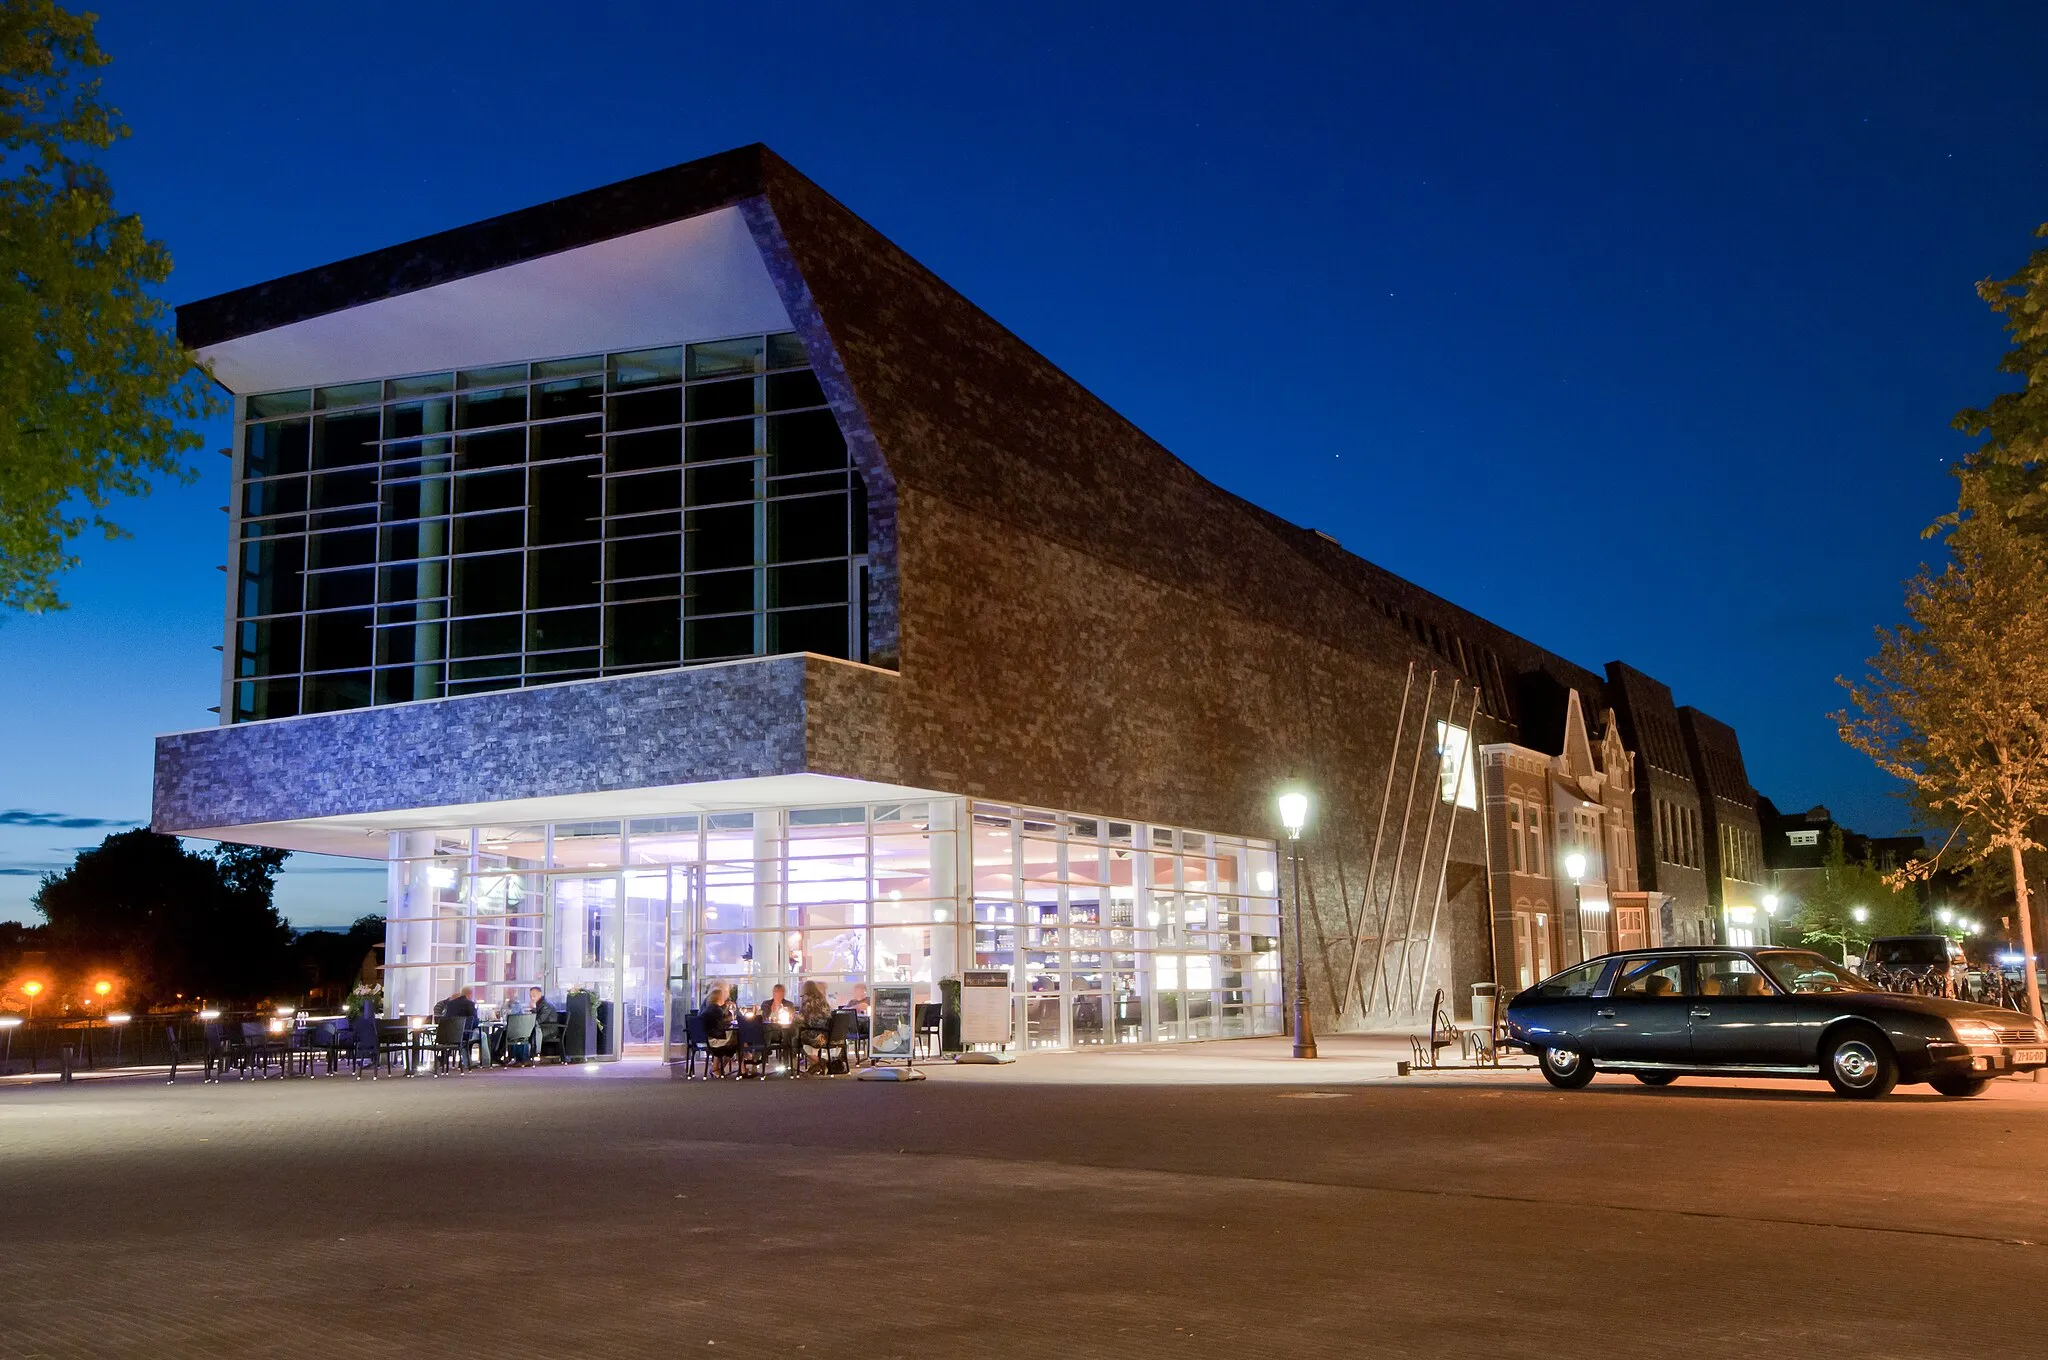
(3, 1038, 2045, 1358)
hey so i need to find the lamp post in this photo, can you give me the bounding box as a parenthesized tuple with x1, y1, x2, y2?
(1849, 905, 1868, 966)
(1563, 851, 1586, 959)
(1762, 893, 1779, 947)
(1278, 789, 1315, 1060)
(21, 980, 41, 1021)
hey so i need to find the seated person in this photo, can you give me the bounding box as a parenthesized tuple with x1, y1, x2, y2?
(700, 987, 739, 1073)
(844, 983, 871, 1015)
(441, 986, 478, 1023)
(758, 984, 795, 1024)
(528, 986, 559, 1028)
(798, 981, 836, 1070)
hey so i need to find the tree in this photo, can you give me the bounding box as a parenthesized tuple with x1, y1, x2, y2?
(0, 2, 219, 614)
(1838, 503, 2048, 1024)
(1784, 828, 1922, 959)
(1952, 223, 2048, 537)
(32, 830, 292, 1007)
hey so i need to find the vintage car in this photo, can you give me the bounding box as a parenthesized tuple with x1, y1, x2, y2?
(1503, 946, 2046, 1099)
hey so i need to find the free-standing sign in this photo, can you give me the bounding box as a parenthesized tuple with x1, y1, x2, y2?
(870, 985, 915, 1062)
(960, 969, 1013, 1047)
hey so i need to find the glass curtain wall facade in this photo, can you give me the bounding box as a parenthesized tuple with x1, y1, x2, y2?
(231, 331, 869, 721)
(384, 798, 1282, 1054)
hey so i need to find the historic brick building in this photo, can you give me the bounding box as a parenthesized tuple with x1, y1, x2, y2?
(152, 144, 1767, 1045)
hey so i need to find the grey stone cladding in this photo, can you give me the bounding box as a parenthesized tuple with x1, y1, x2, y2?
(153, 654, 900, 832)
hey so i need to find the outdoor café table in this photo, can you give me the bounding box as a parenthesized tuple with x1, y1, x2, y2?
(761, 1018, 800, 1076)
(477, 1019, 506, 1067)
(376, 1020, 426, 1074)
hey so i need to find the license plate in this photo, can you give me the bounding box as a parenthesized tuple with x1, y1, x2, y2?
(2012, 1048, 2046, 1065)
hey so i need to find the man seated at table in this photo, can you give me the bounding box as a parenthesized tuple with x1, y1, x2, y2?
(758, 983, 795, 1024)
(843, 983, 870, 1015)
(520, 987, 561, 1065)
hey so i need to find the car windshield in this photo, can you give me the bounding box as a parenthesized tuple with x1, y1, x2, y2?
(1533, 959, 1608, 998)
(1757, 950, 1875, 994)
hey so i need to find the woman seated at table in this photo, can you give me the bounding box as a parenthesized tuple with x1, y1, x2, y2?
(700, 987, 739, 1074)
(797, 981, 835, 1070)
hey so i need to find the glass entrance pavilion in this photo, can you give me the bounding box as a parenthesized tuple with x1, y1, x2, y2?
(384, 798, 1282, 1055)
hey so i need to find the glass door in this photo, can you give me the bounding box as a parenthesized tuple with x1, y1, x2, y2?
(663, 865, 704, 1064)
(622, 869, 672, 1054)
(548, 875, 621, 1060)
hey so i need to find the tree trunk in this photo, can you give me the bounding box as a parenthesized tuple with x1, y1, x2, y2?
(2010, 841, 2044, 1029)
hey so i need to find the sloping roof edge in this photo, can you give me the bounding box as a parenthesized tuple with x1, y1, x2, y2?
(176, 143, 775, 349)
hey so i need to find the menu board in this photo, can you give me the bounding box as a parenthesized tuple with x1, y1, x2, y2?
(960, 969, 1014, 1047)
(870, 985, 915, 1062)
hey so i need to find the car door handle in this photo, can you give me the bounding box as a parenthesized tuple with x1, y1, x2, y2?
(1595, 1008, 1616, 1018)
(1690, 1007, 1712, 1018)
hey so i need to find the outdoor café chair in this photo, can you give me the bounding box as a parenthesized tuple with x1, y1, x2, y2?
(535, 1017, 567, 1064)
(735, 1015, 771, 1080)
(346, 1016, 382, 1078)
(201, 1019, 229, 1082)
(430, 1016, 467, 1075)
(238, 1022, 280, 1078)
(914, 1003, 943, 1057)
(679, 1011, 711, 1078)
(502, 1012, 537, 1066)
(816, 1010, 855, 1075)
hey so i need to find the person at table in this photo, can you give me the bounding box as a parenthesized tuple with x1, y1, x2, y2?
(700, 987, 739, 1075)
(844, 983, 870, 1015)
(798, 981, 836, 1070)
(435, 986, 478, 1023)
(524, 987, 560, 1063)
(437, 986, 485, 1063)
(759, 983, 795, 1024)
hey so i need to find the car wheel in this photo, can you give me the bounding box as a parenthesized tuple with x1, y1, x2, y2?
(1634, 1072, 1678, 1086)
(1823, 1028, 1898, 1099)
(1538, 1046, 1595, 1089)
(1929, 1073, 1989, 1098)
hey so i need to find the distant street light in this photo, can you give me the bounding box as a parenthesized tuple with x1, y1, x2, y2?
(1938, 907, 1955, 926)
(1762, 894, 1780, 947)
(21, 980, 42, 1021)
(1851, 906, 1869, 924)
(1278, 789, 1315, 1060)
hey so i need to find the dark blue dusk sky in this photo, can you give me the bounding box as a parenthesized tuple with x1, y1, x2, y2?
(3, 2, 2045, 925)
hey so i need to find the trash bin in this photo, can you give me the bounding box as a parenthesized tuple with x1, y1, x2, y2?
(1470, 982, 1497, 1033)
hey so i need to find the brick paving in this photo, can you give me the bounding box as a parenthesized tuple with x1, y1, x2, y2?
(2, 1042, 2045, 1358)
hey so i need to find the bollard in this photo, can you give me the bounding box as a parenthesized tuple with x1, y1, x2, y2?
(59, 1044, 75, 1084)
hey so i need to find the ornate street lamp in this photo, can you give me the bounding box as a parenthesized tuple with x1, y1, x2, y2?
(1563, 851, 1587, 957)
(1762, 893, 1780, 946)
(1278, 789, 1315, 1060)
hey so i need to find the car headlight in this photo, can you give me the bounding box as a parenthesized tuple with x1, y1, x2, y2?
(1951, 1020, 2003, 1047)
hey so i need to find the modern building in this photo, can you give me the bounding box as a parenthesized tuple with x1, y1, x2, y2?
(152, 144, 1770, 1051)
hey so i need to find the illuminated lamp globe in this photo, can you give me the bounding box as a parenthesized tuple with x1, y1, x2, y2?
(1277, 791, 1310, 840)
(1563, 852, 1587, 884)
